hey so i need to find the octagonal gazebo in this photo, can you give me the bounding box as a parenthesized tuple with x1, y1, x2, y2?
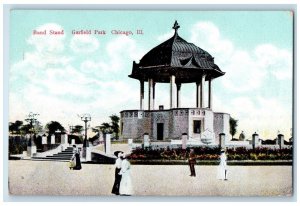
(120, 21, 230, 144)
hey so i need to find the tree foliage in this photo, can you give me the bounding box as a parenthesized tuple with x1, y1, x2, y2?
(33, 121, 43, 134)
(9, 120, 23, 134)
(239, 131, 246, 141)
(98, 114, 120, 139)
(9, 136, 28, 155)
(229, 117, 238, 139)
(45, 121, 65, 134)
(10, 118, 43, 135)
(100, 122, 113, 134)
(110, 114, 120, 139)
(71, 125, 84, 134)
(20, 124, 32, 134)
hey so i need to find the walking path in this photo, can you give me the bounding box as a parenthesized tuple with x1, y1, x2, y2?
(8, 160, 292, 197)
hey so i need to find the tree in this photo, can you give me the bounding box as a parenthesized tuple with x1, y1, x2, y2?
(239, 131, 245, 141)
(110, 114, 120, 139)
(71, 125, 84, 134)
(45, 121, 65, 134)
(98, 114, 120, 139)
(9, 120, 23, 134)
(34, 121, 43, 134)
(92, 126, 102, 138)
(92, 126, 101, 133)
(229, 117, 238, 139)
(20, 124, 32, 135)
(100, 122, 113, 134)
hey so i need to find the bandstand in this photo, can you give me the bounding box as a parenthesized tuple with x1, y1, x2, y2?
(120, 21, 230, 144)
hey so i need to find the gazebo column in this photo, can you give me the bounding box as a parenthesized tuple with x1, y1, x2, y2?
(208, 79, 212, 109)
(200, 75, 205, 108)
(196, 82, 200, 108)
(139, 80, 144, 110)
(170, 75, 176, 108)
(176, 83, 181, 108)
(148, 78, 154, 110)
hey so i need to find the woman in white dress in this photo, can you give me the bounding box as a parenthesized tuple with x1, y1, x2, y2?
(119, 154, 133, 195)
(217, 150, 227, 180)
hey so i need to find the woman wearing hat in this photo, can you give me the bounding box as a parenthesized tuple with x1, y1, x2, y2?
(70, 145, 81, 170)
(111, 152, 123, 195)
(119, 154, 133, 196)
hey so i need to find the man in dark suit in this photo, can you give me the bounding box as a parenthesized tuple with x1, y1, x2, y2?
(188, 149, 196, 176)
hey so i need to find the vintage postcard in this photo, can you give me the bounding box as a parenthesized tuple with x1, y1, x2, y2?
(8, 10, 294, 197)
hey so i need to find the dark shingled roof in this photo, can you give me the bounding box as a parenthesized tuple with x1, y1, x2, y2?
(129, 21, 225, 83)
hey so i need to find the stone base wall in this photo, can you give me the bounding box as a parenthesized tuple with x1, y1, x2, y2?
(213, 112, 230, 144)
(188, 109, 214, 140)
(120, 109, 230, 143)
(168, 109, 189, 140)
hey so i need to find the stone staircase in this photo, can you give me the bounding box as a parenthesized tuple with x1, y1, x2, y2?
(32, 147, 74, 162)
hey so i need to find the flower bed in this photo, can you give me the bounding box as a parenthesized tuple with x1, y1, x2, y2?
(129, 146, 293, 161)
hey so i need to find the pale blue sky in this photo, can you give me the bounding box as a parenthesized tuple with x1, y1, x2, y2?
(9, 10, 293, 139)
(11, 11, 293, 60)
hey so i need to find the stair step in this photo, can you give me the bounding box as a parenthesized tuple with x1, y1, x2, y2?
(32, 147, 79, 162)
(56, 152, 74, 155)
(32, 157, 70, 161)
(31, 158, 70, 162)
(48, 155, 73, 158)
(49, 154, 72, 156)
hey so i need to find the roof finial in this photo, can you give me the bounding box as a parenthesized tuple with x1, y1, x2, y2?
(173, 20, 180, 33)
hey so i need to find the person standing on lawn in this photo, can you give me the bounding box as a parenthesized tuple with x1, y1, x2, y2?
(188, 149, 196, 177)
(111, 152, 123, 195)
(119, 154, 133, 196)
(217, 150, 227, 180)
(70, 145, 81, 170)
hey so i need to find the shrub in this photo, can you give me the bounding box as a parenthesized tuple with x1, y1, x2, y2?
(250, 153, 258, 161)
(130, 146, 292, 161)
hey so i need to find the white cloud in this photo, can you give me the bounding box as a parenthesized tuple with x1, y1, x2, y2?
(23, 51, 72, 69)
(9, 21, 293, 138)
(254, 44, 292, 80)
(221, 50, 266, 92)
(10, 29, 145, 128)
(189, 21, 292, 92)
(27, 23, 65, 53)
(190, 22, 234, 65)
(79, 60, 105, 74)
(212, 95, 292, 140)
(174, 21, 293, 138)
(80, 36, 145, 74)
(106, 35, 145, 64)
(91, 81, 138, 109)
(70, 35, 100, 53)
(11, 23, 72, 82)
(157, 30, 174, 42)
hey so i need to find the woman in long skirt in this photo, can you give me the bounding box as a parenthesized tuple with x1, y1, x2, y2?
(217, 150, 227, 180)
(119, 154, 133, 196)
(74, 151, 82, 170)
(111, 152, 123, 195)
(70, 145, 81, 170)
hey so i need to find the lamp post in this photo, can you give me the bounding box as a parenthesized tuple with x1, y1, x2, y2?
(25, 112, 39, 134)
(80, 114, 91, 158)
(25, 112, 39, 146)
(25, 112, 39, 156)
